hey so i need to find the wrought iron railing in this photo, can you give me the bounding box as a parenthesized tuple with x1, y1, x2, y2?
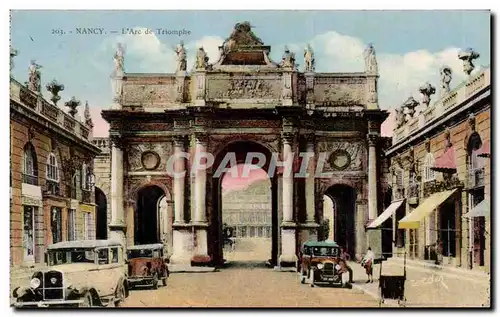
(81, 189, 92, 204)
(22, 173, 38, 185)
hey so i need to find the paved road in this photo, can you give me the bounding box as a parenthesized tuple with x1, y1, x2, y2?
(122, 262, 378, 308)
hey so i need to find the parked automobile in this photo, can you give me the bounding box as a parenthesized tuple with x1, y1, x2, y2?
(12, 240, 129, 307)
(126, 243, 169, 289)
(298, 240, 347, 287)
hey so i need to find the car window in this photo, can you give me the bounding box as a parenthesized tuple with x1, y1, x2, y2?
(97, 248, 109, 264)
(111, 247, 119, 263)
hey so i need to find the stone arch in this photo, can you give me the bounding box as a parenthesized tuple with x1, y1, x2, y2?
(128, 179, 172, 202)
(131, 181, 173, 248)
(322, 183, 358, 257)
(210, 135, 278, 162)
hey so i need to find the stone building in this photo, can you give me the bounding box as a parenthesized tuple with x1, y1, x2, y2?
(10, 60, 101, 268)
(100, 22, 389, 267)
(373, 50, 490, 271)
(222, 180, 272, 239)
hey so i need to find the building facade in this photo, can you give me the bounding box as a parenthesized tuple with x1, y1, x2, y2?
(377, 52, 490, 271)
(10, 62, 101, 268)
(222, 180, 272, 239)
(100, 22, 389, 267)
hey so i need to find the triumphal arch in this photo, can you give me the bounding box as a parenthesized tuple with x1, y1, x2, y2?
(101, 22, 388, 267)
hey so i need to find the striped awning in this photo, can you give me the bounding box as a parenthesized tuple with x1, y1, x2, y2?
(398, 189, 458, 229)
(367, 199, 405, 229)
(464, 199, 490, 218)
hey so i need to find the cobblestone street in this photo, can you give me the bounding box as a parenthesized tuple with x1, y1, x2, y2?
(122, 264, 378, 308)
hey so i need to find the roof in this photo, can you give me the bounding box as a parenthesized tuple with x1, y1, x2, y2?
(127, 243, 164, 250)
(303, 240, 339, 248)
(47, 239, 123, 250)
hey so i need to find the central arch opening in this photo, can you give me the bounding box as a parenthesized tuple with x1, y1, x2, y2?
(324, 184, 357, 257)
(210, 141, 278, 268)
(135, 185, 165, 245)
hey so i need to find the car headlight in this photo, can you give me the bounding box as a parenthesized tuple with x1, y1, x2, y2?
(317, 263, 324, 270)
(30, 278, 41, 289)
(335, 264, 341, 270)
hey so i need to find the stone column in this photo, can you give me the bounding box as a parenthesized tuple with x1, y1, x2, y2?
(108, 136, 126, 248)
(170, 135, 192, 264)
(279, 133, 297, 267)
(173, 136, 186, 224)
(301, 135, 319, 242)
(367, 134, 378, 221)
(191, 133, 210, 265)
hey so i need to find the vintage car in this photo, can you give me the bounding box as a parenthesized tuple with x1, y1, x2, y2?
(126, 243, 169, 289)
(12, 240, 129, 307)
(298, 240, 347, 287)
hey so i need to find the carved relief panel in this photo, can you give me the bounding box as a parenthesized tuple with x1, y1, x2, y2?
(314, 77, 367, 107)
(206, 73, 282, 101)
(126, 142, 173, 172)
(316, 140, 365, 171)
(122, 79, 176, 107)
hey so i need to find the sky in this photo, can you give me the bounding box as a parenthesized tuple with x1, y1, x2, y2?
(10, 10, 490, 137)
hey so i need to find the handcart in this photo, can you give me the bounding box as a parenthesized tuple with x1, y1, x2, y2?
(378, 252, 407, 307)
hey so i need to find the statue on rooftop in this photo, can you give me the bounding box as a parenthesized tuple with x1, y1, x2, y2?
(195, 47, 209, 70)
(304, 44, 315, 72)
(174, 41, 187, 73)
(280, 46, 296, 69)
(113, 43, 125, 77)
(440, 66, 452, 96)
(363, 43, 378, 75)
(28, 60, 42, 93)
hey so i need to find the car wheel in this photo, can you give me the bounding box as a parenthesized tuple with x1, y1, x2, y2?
(152, 274, 159, 290)
(114, 284, 126, 307)
(79, 292, 93, 307)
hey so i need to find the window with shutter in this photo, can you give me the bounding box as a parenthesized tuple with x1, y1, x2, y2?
(424, 153, 436, 182)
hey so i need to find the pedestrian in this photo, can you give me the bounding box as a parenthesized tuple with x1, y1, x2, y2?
(340, 247, 354, 284)
(361, 247, 375, 283)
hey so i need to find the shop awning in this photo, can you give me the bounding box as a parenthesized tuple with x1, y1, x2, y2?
(477, 141, 490, 158)
(367, 199, 405, 229)
(431, 146, 457, 172)
(464, 199, 490, 218)
(398, 189, 458, 229)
